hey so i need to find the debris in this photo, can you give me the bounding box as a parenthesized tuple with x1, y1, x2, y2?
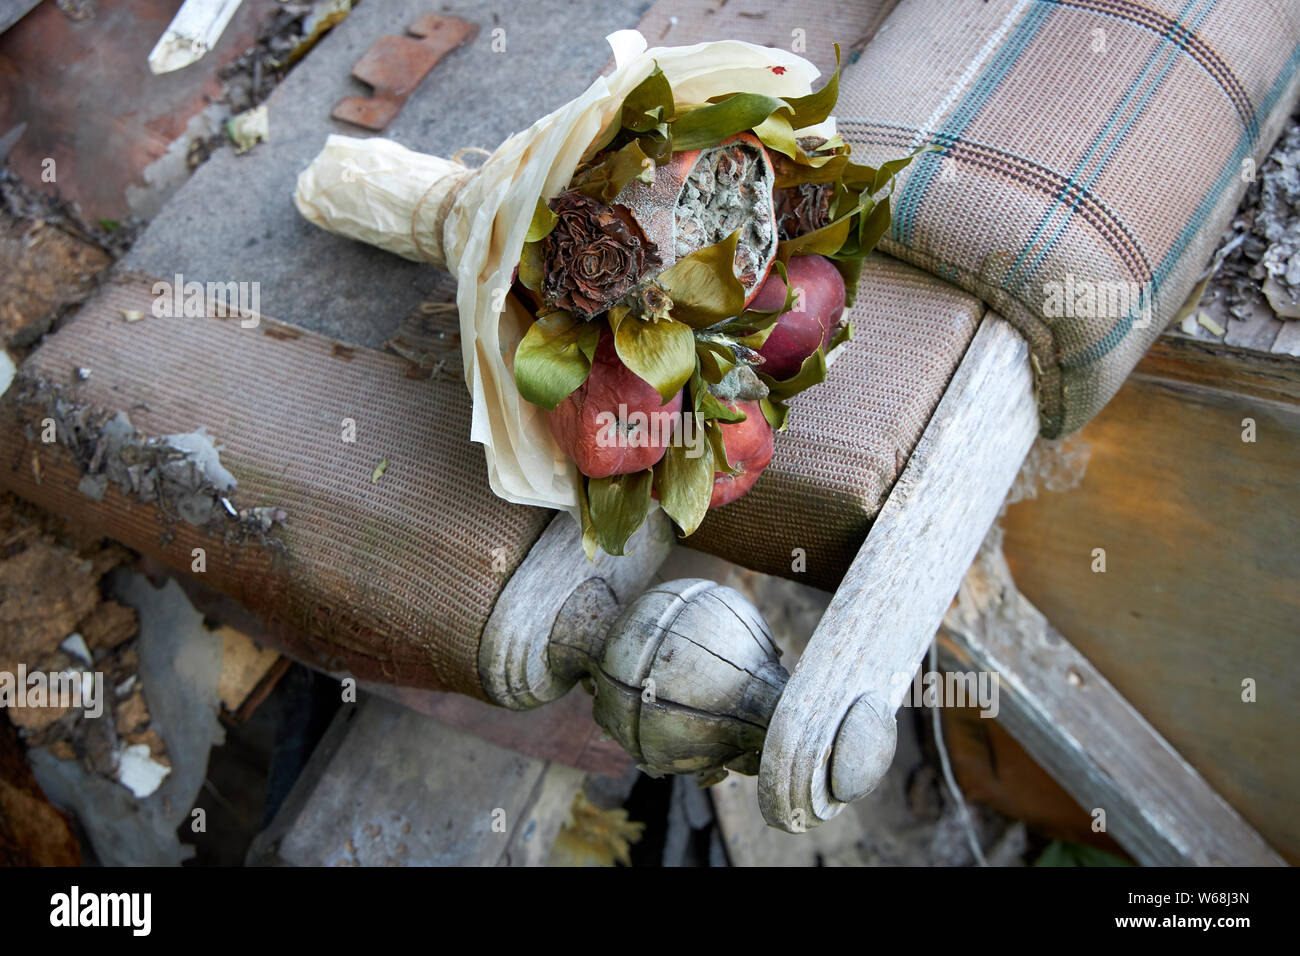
(120, 309, 144, 322)
(284, 0, 352, 67)
(549, 791, 644, 866)
(28, 574, 224, 865)
(215, 625, 284, 717)
(0, 217, 112, 349)
(332, 14, 478, 131)
(1196, 311, 1226, 336)
(1206, 106, 1300, 325)
(0, 715, 80, 866)
(59, 632, 91, 664)
(79, 600, 136, 651)
(0, 350, 13, 398)
(115, 742, 171, 797)
(226, 103, 269, 154)
(148, 0, 245, 75)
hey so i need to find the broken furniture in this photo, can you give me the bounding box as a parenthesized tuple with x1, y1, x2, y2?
(2, 0, 1296, 864)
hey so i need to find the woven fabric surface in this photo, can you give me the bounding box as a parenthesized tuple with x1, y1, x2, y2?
(689, 254, 984, 591)
(836, 0, 1300, 435)
(0, 276, 551, 698)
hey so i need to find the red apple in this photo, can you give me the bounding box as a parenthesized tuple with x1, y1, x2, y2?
(709, 400, 774, 507)
(752, 255, 846, 379)
(548, 329, 682, 479)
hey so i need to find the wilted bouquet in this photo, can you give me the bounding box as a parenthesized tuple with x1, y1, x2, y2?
(295, 31, 918, 557)
(509, 50, 918, 556)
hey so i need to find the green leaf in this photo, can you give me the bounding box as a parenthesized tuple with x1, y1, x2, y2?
(525, 199, 558, 242)
(830, 256, 865, 307)
(857, 195, 892, 254)
(658, 230, 748, 328)
(1034, 840, 1132, 867)
(671, 93, 791, 152)
(871, 144, 936, 195)
(760, 397, 790, 431)
(690, 367, 748, 423)
(587, 469, 654, 555)
(704, 420, 736, 474)
(695, 340, 737, 384)
(621, 64, 675, 132)
(613, 316, 695, 403)
(753, 111, 798, 160)
(760, 346, 827, 401)
(575, 477, 598, 560)
(785, 45, 840, 128)
(654, 419, 714, 535)
(514, 312, 600, 410)
(518, 240, 544, 291)
(777, 212, 853, 260)
(827, 320, 854, 354)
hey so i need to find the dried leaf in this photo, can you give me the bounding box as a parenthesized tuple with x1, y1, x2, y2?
(612, 315, 695, 403)
(654, 420, 714, 535)
(671, 93, 791, 152)
(658, 230, 748, 328)
(587, 469, 654, 556)
(514, 312, 600, 410)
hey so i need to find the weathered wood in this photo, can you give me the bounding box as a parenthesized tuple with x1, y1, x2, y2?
(249, 696, 584, 867)
(478, 509, 675, 709)
(0, 0, 40, 36)
(758, 315, 1040, 831)
(1001, 367, 1300, 862)
(939, 544, 1285, 866)
(589, 579, 787, 782)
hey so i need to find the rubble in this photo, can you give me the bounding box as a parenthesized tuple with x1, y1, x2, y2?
(1211, 107, 1300, 322)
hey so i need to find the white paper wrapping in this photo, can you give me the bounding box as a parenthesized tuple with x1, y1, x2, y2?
(296, 30, 821, 513)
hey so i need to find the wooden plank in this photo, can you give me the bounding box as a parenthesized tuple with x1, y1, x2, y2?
(939, 545, 1284, 866)
(0, 0, 41, 36)
(251, 696, 583, 866)
(1001, 371, 1300, 862)
(758, 315, 1040, 830)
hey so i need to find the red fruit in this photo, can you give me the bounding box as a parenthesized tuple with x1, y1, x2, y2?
(752, 255, 847, 379)
(709, 401, 774, 508)
(547, 329, 682, 479)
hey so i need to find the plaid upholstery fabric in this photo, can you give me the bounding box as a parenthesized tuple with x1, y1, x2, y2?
(837, 0, 1300, 435)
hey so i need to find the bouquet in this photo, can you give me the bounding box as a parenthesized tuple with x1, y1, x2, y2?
(295, 30, 919, 557)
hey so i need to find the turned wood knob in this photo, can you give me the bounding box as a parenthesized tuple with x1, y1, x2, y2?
(829, 693, 897, 803)
(554, 578, 788, 784)
(479, 518, 788, 784)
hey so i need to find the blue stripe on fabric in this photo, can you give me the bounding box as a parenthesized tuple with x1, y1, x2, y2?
(891, 2, 1056, 247)
(1064, 39, 1300, 369)
(1001, 0, 1214, 293)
